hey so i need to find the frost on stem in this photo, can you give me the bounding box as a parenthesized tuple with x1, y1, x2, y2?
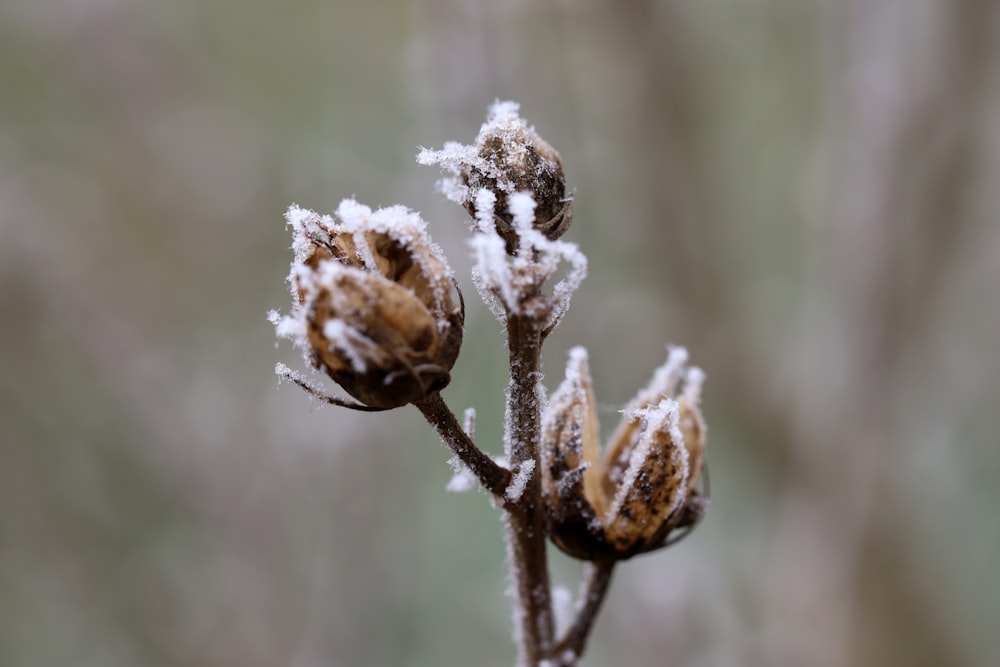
(270, 201, 463, 410)
(418, 100, 573, 254)
(540, 346, 709, 560)
(505, 459, 536, 502)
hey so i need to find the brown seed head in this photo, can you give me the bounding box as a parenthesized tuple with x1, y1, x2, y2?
(418, 101, 572, 254)
(278, 202, 463, 410)
(540, 346, 708, 561)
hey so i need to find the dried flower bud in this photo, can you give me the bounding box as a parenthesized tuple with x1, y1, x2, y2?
(417, 100, 572, 254)
(272, 200, 463, 410)
(540, 346, 707, 560)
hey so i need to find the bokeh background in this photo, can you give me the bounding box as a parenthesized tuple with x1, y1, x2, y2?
(2, 1, 999, 665)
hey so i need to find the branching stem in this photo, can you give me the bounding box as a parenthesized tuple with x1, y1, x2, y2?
(415, 393, 512, 497)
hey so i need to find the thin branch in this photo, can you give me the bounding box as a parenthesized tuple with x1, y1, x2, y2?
(278, 365, 387, 412)
(555, 560, 615, 664)
(414, 392, 512, 497)
(503, 313, 555, 665)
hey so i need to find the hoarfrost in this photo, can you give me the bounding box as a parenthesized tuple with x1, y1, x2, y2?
(334, 197, 372, 231)
(682, 365, 706, 404)
(420, 102, 587, 325)
(551, 584, 574, 638)
(416, 100, 542, 210)
(273, 363, 344, 409)
(446, 455, 477, 493)
(629, 345, 689, 410)
(462, 406, 477, 439)
(470, 227, 518, 315)
(544, 240, 587, 333)
(466, 190, 587, 323)
(508, 191, 537, 239)
(474, 187, 498, 233)
(505, 459, 535, 502)
(321, 319, 371, 373)
(268, 309, 304, 342)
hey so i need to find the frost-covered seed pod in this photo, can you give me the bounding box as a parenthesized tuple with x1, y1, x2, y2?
(277, 201, 463, 410)
(418, 101, 573, 254)
(461, 125, 571, 253)
(540, 346, 708, 560)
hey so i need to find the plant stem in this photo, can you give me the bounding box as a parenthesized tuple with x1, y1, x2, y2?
(504, 313, 555, 665)
(556, 560, 615, 664)
(415, 393, 512, 497)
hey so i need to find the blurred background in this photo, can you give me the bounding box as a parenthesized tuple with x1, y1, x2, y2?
(2, 0, 999, 665)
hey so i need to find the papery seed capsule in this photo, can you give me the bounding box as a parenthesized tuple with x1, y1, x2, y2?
(276, 202, 463, 410)
(417, 100, 572, 254)
(539, 346, 709, 561)
(461, 127, 572, 253)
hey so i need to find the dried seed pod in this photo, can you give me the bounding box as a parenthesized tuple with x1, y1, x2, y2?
(418, 101, 573, 254)
(540, 346, 708, 561)
(274, 201, 463, 410)
(461, 121, 571, 253)
(541, 347, 608, 559)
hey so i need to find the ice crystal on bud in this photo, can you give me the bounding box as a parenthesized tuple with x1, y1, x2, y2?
(271, 200, 463, 410)
(540, 346, 708, 560)
(467, 188, 587, 327)
(418, 100, 572, 254)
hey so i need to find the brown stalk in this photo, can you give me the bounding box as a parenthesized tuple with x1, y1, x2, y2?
(555, 560, 615, 664)
(503, 313, 555, 664)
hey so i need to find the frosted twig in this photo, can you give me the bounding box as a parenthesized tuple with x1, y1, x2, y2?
(274, 363, 385, 412)
(554, 560, 615, 664)
(414, 393, 512, 498)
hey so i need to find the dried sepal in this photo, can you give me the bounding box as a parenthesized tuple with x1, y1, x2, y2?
(540, 346, 708, 561)
(272, 201, 463, 410)
(541, 348, 608, 559)
(603, 400, 688, 556)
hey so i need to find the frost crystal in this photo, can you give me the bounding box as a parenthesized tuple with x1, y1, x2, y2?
(462, 406, 477, 438)
(446, 455, 477, 493)
(466, 190, 587, 324)
(417, 100, 551, 211)
(551, 584, 574, 638)
(505, 459, 535, 502)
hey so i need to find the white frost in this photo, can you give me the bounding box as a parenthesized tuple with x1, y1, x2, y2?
(445, 455, 477, 493)
(462, 406, 477, 439)
(682, 365, 706, 405)
(321, 319, 372, 373)
(474, 188, 498, 233)
(418, 103, 588, 327)
(508, 191, 537, 238)
(628, 345, 689, 411)
(551, 584, 574, 638)
(505, 459, 535, 502)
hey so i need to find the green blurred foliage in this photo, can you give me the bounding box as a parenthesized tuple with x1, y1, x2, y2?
(2, 0, 999, 665)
